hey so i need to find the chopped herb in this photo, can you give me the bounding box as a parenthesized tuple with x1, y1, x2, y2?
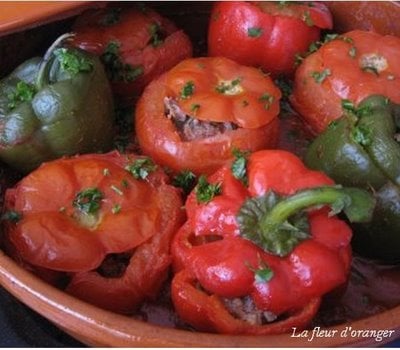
(195, 175, 222, 204)
(121, 179, 129, 188)
(112, 203, 121, 214)
(254, 264, 274, 283)
(7, 81, 37, 110)
(103, 168, 110, 176)
(231, 148, 250, 186)
(302, 10, 314, 26)
(101, 41, 144, 82)
(173, 170, 197, 195)
(1, 210, 22, 223)
(247, 27, 263, 38)
(54, 48, 93, 76)
(125, 157, 157, 180)
(73, 188, 103, 215)
(349, 46, 357, 58)
(324, 33, 339, 42)
(111, 185, 123, 196)
(149, 23, 164, 47)
(99, 7, 122, 26)
(311, 68, 331, 84)
(191, 103, 200, 113)
(341, 36, 354, 44)
(294, 53, 304, 67)
(215, 78, 242, 94)
(341, 99, 356, 113)
(181, 81, 195, 99)
(258, 92, 274, 110)
(245, 257, 274, 283)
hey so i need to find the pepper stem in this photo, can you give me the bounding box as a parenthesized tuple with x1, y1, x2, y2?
(261, 186, 375, 235)
(36, 33, 76, 90)
(237, 186, 375, 257)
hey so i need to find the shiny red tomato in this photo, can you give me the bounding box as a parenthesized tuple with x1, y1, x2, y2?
(72, 4, 193, 101)
(291, 30, 400, 134)
(208, 1, 332, 76)
(3, 151, 184, 313)
(135, 56, 281, 175)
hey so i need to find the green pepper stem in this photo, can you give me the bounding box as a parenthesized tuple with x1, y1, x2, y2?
(36, 33, 76, 90)
(260, 186, 374, 235)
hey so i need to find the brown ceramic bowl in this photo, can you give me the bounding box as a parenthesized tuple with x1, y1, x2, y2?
(0, 1, 400, 347)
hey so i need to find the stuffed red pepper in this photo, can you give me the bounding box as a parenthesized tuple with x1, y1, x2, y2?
(2, 151, 184, 314)
(171, 150, 374, 334)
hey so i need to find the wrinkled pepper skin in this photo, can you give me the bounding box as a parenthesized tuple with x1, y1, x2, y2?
(305, 95, 400, 262)
(0, 37, 114, 173)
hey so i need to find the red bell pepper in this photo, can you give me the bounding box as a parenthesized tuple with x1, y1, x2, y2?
(3, 151, 184, 314)
(171, 150, 375, 334)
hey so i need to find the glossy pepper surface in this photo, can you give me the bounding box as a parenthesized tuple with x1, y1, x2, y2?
(305, 95, 400, 263)
(171, 150, 374, 334)
(0, 34, 114, 173)
(2, 151, 184, 313)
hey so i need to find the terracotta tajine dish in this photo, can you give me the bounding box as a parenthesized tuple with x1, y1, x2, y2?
(0, 1, 400, 347)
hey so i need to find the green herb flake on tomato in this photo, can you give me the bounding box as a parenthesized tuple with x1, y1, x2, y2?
(195, 175, 222, 204)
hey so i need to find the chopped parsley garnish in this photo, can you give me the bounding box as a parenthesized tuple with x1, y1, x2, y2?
(311, 68, 331, 84)
(101, 41, 144, 82)
(254, 263, 274, 283)
(181, 81, 195, 99)
(215, 78, 242, 94)
(195, 175, 222, 204)
(352, 125, 372, 146)
(149, 23, 164, 47)
(73, 188, 103, 215)
(173, 170, 197, 195)
(231, 148, 250, 186)
(121, 179, 129, 188)
(99, 7, 122, 26)
(125, 157, 157, 180)
(54, 48, 93, 76)
(7, 81, 37, 110)
(258, 92, 274, 110)
(112, 203, 121, 214)
(191, 103, 200, 113)
(302, 10, 314, 26)
(245, 258, 274, 283)
(247, 27, 263, 38)
(1, 210, 22, 223)
(341, 99, 371, 118)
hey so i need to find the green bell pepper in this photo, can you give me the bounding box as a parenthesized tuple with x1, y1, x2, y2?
(0, 34, 114, 173)
(305, 95, 400, 263)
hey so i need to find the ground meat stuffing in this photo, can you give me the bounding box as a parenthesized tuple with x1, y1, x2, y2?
(222, 296, 278, 325)
(164, 97, 238, 141)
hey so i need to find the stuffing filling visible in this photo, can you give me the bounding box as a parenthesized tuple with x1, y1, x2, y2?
(165, 97, 238, 141)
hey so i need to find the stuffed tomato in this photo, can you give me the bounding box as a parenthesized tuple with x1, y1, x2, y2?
(208, 1, 332, 76)
(72, 3, 192, 101)
(2, 151, 184, 314)
(135, 57, 281, 175)
(291, 30, 400, 134)
(171, 150, 375, 334)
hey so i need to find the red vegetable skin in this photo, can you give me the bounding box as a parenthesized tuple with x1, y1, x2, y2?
(208, 1, 332, 76)
(171, 150, 352, 334)
(136, 57, 281, 175)
(291, 30, 400, 134)
(3, 151, 184, 313)
(72, 4, 193, 100)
